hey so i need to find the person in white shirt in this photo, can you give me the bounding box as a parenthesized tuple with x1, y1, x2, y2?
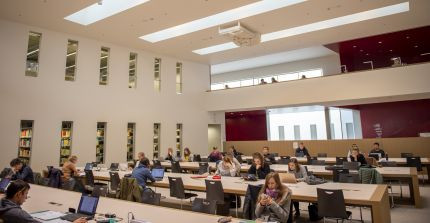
(215, 156, 238, 177)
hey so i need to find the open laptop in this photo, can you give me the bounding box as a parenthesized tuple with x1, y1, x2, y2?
(369, 153, 381, 161)
(151, 168, 165, 181)
(109, 163, 119, 171)
(279, 173, 298, 184)
(61, 194, 99, 222)
(84, 163, 93, 171)
(0, 178, 11, 193)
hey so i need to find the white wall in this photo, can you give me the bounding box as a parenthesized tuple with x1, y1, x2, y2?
(211, 55, 341, 83)
(0, 19, 212, 172)
(208, 124, 221, 151)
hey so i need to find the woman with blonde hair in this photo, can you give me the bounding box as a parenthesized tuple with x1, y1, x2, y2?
(215, 155, 238, 177)
(62, 155, 79, 181)
(255, 172, 292, 222)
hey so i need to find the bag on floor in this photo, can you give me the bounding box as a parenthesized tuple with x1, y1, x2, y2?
(308, 203, 322, 221)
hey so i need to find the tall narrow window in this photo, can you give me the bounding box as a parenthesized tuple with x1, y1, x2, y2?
(129, 53, 137, 88)
(25, 32, 42, 77)
(96, 122, 106, 163)
(65, 40, 78, 81)
(127, 123, 135, 161)
(153, 123, 161, 158)
(310, 124, 317, 140)
(154, 58, 161, 91)
(176, 124, 183, 156)
(176, 62, 182, 94)
(294, 125, 301, 140)
(278, 126, 285, 140)
(60, 121, 73, 166)
(99, 47, 110, 85)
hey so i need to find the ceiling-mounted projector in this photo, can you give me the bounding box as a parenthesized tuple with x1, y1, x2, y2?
(219, 22, 260, 47)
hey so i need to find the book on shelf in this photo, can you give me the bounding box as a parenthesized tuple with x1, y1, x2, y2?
(21, 129, 32, 137)
(61, 130, 71, 137)
(19, 139, 31, 147)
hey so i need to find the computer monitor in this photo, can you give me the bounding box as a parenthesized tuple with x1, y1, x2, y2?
(0, 178, 11, 193)
(151, 168, 165, 179)
(109, 163, 119, 170)
(84, 163, 93, 171)
(77, 194, 99, 215)
(369, 153, 381, 161)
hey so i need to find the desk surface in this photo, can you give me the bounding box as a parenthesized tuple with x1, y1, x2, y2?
(241, 156, 430, 164)
(22, 184, 242, 223)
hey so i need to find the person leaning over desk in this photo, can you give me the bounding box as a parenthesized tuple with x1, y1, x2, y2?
(247, 152, 271, 179)
(0, 180, 87, 223)
(287, 158, 308, 217)
(215, 156, 238, 177)
(9, 159, 34, 184)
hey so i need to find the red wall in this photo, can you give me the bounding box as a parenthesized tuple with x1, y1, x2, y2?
(355, 99, 430, 138)
(225, 110, 267, 141)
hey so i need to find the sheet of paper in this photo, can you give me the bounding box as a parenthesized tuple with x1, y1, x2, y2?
(31, 210, 65, 221)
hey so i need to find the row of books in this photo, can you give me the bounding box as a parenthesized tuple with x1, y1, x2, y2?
(18, 149, 31, 157)
(61, 139, 71, 147)
(60, 148, 71, 156)
(61, 130, 71, 137)
(21, 129, 32, 137)
(96, 129, 105, 137)
(19, 139, 31, 147)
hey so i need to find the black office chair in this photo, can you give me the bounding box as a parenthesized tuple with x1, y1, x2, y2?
(318, 153, 328, 157)
(336, 157, 348, 165)
(198, 162, 210, 175)
(401, 153, 413, 158)
(201, 157, 209, 162)
(171, 161, 182, 173)
(152, 160, 162, 169)
(193, 154, 202, 162)
(342, 161, 360, 171)
(236, 155, 244, 164)
(332, 169, 349, 182)
(317, 188, 352, 222)
(278, 158, 291, 165)
(92, 184, 107, 197)
(205, 179, 229, 216)
(109, 172, 120, 195)
(168, 177, 197, 209)
(311, 160, 325, 166)
(84, 170, 106, 192)
(338, 173, 360, 183)
(307, 156, 318, 165)
(192, 198, 217, 214)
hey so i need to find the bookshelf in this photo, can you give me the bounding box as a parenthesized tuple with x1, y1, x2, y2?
(60, 121, 73, 166)
(96, 122, 106, 164)
(176, 123, 183, 156)
(18, 120, 33, 165)
(127, 123, 135, 161)
(153, 123, 160, 159)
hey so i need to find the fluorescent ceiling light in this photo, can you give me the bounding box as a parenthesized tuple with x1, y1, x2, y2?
(193, 42, 239, 55)
(64, 0, 150, 25)
(140, 0, 306, 43)
(196, 2, 409, 55)
(261, 2, 409, 42)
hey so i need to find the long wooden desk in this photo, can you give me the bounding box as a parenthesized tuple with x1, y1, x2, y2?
(89, 171, 390, 223)
(21, 184, 243, 223)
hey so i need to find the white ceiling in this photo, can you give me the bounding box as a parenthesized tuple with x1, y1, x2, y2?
(211, 45, 337, 74)
(0, 0, 429, 65)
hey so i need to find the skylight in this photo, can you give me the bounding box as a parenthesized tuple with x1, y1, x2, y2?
(193, 1, 410, 55)
(64, 0, 151, 26)
(192, 42, 239, 55)
(140, 0, 307, 43)
(261, 2, 410, 42)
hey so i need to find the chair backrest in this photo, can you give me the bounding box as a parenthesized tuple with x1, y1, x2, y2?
(47, 168, 63, 188)
(311, 160, 325, 166)
(193, 154, 202, 162)
(380, 161, 397, 167)
(307, 156, 317, 164)
(142, 188, 161, 205)
(332, 169, 349, 182)
(201, 157, 208, 162)
(401, 153, 413, 158)
(171, 161, 182, 173)
(246, 159, 253, 165)
(317, 153, 327, 157)
(152, 160, 162, 169)
(317, 188, 348, 219)
(336, 157, 348, 165)
(92, 184, 107, 197)
(168, 177, 186, 199)
(109, 171, 120, 191)
(192, 198, 217, 214)
(277, 158, 291, 165)
(84, 170, 95, 187)
(338, 173, 360, 183)
(342, 161, 360, 170)
(406, 157, 422, 171)
(205, 180, 225, 204)
(198, 162, 209, 175)
(236, 155, 244, 164)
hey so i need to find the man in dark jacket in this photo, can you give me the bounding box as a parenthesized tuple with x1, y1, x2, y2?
(10, 159, 34, 183)
(0, 180, 87, 223)
(295, 142, 310, 158)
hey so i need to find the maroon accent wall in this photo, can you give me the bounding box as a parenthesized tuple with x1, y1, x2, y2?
(354, 99, 430, 138)
(225, 110, 267, 141)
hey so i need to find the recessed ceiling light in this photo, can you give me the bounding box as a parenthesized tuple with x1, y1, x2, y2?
(64, 0, 151, 25)
(378, 41, 382, 44)
(140, 0, 306, 42)
(353, 45, 357, 48)
(193, 42, 238, 55)
(414, 45, 418, 48)
(261, 2, 409, 42)
(389, 49, 393, 52)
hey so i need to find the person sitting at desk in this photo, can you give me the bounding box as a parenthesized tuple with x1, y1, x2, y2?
(135, 152, 146, 168)
(369, 142, 385, 158)
(183, 147, 193, 162)
(215, 156, 238, 177)
(255, 172, 291, 223)
(131, 159, 155, 188)
(9, 158, 34, 183)
(228, 146, 241, 158)
(248, 152, 271, 180)
(263, 146, 276, 163)
(287, 158, 308, 217)
(350, 147, 367, 165)
(208, 147, 222, 163)
(165, 148, 174, 162)
(0, 180, 87, 223)
(62, 155, 80, 181)
(295, 142, 310, 158)
(127, 162, 135, 171)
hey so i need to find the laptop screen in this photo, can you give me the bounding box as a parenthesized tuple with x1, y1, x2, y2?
(110, 163, 119, 169)
(151, 168, 164, 178)
(78, 195, 99, 215)
(84, 163, 93, 171)
(0, 178, 11, 192)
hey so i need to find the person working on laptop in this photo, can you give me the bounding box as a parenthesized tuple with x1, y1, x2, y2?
(255, 172, 291, 223)
(369, 142, 385, 158)
(248, 152, 271, 180)
(262, 146, 276, 163)
(0, 180, 87, 223)
(135, 152, 146, 168)
(131, 158, 155, 188)
(62, 155, 80, 181)
(208, 147, 222, 163)
(287, 158, 308, 217)
(350, 147, 367, 165)
(295, 142, 310, 158)
(9, 159, 34, 183)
